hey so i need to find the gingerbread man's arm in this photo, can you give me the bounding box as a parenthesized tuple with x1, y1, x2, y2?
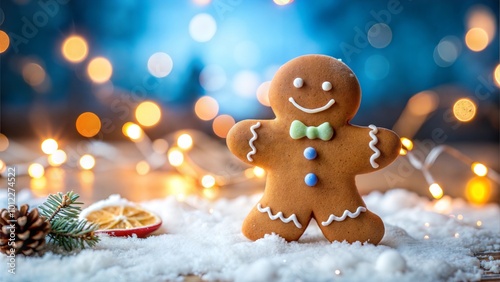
(226, 119, 274, 168)
(350, 125, 401, 174)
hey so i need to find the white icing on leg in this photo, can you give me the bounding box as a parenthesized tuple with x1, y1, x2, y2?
(321, 206, 367, 226)
(368, 124, 381, 168)
(257, 203, 302, 228)
(246, 122, 261, 162)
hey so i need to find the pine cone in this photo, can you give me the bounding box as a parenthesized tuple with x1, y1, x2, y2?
(0, 204, 51, 256)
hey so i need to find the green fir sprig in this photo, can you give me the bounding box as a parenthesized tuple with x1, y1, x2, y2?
(39, 191, 99, 251)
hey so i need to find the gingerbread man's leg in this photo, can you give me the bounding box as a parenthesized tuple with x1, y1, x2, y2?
(242, 200, 311, 242)
(313, 206, 384, 245)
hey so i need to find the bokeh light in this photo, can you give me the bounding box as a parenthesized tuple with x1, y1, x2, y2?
(177, 134, 193, 150)
(0, 133, 9, 151)
(48, 150, 67, 167)
(22, 63, 46, 87)
(400, 137, 413, 151)
(407, 91, 439, 116)
(429, 183, 444, 199)
(201, 174, 216, 188)
(168, 148, 184, 167)
(434, 36, 461, 67)
(471, 162, 488, 177)
(467, 5, 496, 43)
(453, 98, 476, 122)
(0, 30, 9, 53)
(465, 177, 491, 205)
(233, 70, 260, 97)
(367, 23, 392, 48)
(253, 166, 266, 178)
(136, 161, 150, 175)
(41, 138, 58, 154)
(192, 0, 211, 6)
(152, 139, 169, 154)
(194, 96, 219, 121)
(274, 0, 293, 5)
(122, 122, 143, 141)
(76, 112, 101, 138)
(79, 154, 96, 170)
(189, 13, 217, 42)
(62, 35, 88, 63)
(0, 160, 5, 174)
(212, 115, 235, 138)
(256, 81, 271, 107)
(87, 57, 113, 83)
(28, 163, 45, 179)
(465, 28, 489, 52)
(135, 101, 161, 127)
(200, 65, 226, 92)
(147, 52, 173, 78)
(494, 64, 500, 87)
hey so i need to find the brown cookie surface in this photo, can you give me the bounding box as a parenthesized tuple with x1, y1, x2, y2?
(227, 54, 401, 244)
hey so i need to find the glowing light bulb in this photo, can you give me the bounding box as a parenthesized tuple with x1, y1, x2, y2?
(48, 150, 67, 166)
(465, 177, 491, 205)
(168, 148, 184, 167)
(122, 122, 143, 141)
(454, 233, 460, 238)
(177, 134, 193, 151)
(62, 35, 88, 63)
(471, 162, 488, 177)
(429, 183, 444, 199)
(136, 161, 150, 175)
(201, 175, 216, 188)
(79, 154, 95, 170)
(476, 220, 482, 227)
(41, 138, 58, 154)
(28, 163, 45, 178)
(400, 137, 413, 151)
(253, 166, 266, 178)
(453, 98, 476, 122)
(399, 148, 407, 156)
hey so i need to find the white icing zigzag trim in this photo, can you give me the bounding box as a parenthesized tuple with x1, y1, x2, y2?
(368, 124, 381, 168)
(321, 206, 367, 226)
(246, 122, 261, 162)
(288, 97, 335, 114)
(257, 203, 302, 229)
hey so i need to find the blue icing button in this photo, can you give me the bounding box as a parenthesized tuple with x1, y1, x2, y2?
(304, 173, 318, 187)
(303, 147, 317, 160)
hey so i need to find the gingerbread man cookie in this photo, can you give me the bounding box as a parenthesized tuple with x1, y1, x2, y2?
(227, 55, 401, 244)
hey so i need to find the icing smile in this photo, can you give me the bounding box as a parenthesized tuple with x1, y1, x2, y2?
(288, 97, 335, 114)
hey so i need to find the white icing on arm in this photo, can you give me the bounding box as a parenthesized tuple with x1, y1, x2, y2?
(257, 203, 302, 228)
(246, 122, 261, 162)
(321, 206, 367, 226)
(368, 124, 381, 168)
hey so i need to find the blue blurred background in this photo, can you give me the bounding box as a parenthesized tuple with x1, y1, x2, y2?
(0, 0, 498, 142)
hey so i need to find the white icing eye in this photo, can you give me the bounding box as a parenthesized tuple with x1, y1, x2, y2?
(293, 77, 303, 88)
(322, 81, 332, 91)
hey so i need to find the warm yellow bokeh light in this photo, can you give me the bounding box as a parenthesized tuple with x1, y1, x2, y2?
(453, 98, 476, 122)
(253, 166, 266, 178)
(0, 160, 5, 174)
(467, 5, 496, 42)
(22, 63, 46, 87)
(41, 138, 58, 154)
(400, 137, 413, 151)
(212, 115, 235, 138)
(168, 148, 184, 167)
(136, 161, 150, 175)
(465, 28, 489, 52)
(399, 148, 407, 156)
(28, 163, 45, 178)
(48, 150, 67, 166)
(407, 91, 438, 116)
(87, 57, 113, 83)
(0, 133, 9, 152)
(429, 183, 444, 199)
(135, 101, 161, 127)
(476, 220, 482, 227)
(494, 64, 500, 87)
(76, 112, 101, 138)
(256, 81, 271, 107)
(274, 0, 293, 5)
(177, 134, 193, 151)
(471, 162, 488, 177)
(122, 122, 143, 141)
(193, 0, 211, 5)
(201, 174, 216, 188)
(194, 96, 219, 121)
(79, 154, 96, 170)
(0, 30, 10, 53)
(62, 35, 88, 63)
(465, 177, 491, 205)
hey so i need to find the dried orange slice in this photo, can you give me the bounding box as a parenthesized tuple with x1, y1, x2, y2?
(81, 195, 162, 238)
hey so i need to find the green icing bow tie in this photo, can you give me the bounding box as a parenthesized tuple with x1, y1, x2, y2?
(289, 120, 334, 141)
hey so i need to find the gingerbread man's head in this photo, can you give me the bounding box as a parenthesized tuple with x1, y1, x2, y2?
(269, 55, 361, 127)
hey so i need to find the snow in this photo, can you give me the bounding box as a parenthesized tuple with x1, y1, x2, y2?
(1, 188, 499, 282)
